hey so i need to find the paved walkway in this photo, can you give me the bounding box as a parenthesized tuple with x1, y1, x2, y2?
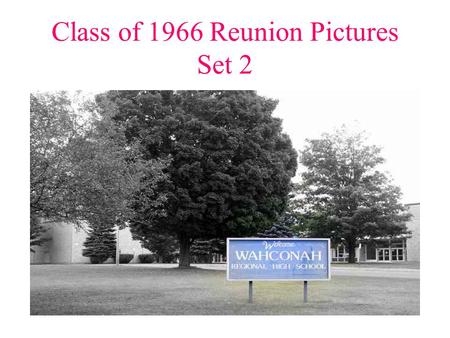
(330, 265, 420, 279)
(127, 263, 420, 279)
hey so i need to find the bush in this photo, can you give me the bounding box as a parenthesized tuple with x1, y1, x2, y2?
(192, 255, 212, 264)
(118, 254, 134, 264)
(90, 256, 108, 264)
(138, 254, 155, 263)
(161, 253, 178, 263)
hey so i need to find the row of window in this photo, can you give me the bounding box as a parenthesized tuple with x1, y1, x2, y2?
(378, 248, 404, 261)
(332, 245, 405, 262)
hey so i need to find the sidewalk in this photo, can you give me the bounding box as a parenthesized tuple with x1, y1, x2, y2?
(125, 262, 420, 279)
(196, 263, 420, 279)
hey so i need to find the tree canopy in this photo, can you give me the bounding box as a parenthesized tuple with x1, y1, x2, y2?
(30, 92, 86, 247)
(31, 92, 78, 220)
(97, 90, 298, 267)
(298, 126, 410, 262)
(30, 91, 166, 252)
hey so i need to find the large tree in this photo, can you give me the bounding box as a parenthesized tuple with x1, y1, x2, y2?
(97, 90, 298, 267)
(30, 92, 85, 248)
(298, 126, 410, 263)
(66, 107, 168, 234)
(30, 92, 167, 252)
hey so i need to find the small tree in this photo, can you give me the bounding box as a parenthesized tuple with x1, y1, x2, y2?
(30, 215, 49, 252)
(191, 239, 226, 263)
(133, 230, 178, 263)
(82, 223, 117, 263)
(190, 240, 213, 263)
(257, 213, 295, 238)
(258, 191, 301, 238)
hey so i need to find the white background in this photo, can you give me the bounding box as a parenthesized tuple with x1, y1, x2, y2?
(1, 0, 449, 337)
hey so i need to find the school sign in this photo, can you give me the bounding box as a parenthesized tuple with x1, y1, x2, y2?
(227, 238, 331, 281)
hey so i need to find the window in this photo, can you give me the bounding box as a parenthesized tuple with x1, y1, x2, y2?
(393, 248, 404, 261)
(377, 248, 405, 262)
(377, 248, 390, 261)
(333, 245, 348, 262)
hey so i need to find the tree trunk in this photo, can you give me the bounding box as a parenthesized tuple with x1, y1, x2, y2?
(178, 234, 191, 268)
(347, 239, 357, 264)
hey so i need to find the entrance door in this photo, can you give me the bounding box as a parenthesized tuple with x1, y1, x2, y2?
(391, 248, 404, 261)
(377, 248, 405, 262)
(366, 242, 377, 260)
(377, 248, 390, 261)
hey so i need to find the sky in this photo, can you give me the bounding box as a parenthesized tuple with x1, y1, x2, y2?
(258, 89, 420, 203)
(77, 89, 420, 203)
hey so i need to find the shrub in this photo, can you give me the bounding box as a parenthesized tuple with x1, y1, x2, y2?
(119, 254, 134, 264)
(138, 254, 155, 263)
(90, 256, 108, 264)
(161, 253, 178, 263)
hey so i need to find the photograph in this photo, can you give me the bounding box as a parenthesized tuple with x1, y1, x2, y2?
(30, 90, 420, 315)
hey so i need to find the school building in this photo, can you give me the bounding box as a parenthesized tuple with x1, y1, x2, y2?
(30, 223, 150, 264)
(31, 203, 420, 264)
(331, 203, 420, 263)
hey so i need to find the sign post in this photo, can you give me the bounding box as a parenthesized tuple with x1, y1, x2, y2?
(115, 226, 120, 266)
(227, 238, 331, 303)
(303, 281, 308, 303)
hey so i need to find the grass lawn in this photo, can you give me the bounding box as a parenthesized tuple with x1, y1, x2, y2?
(30, 265, 419, 315)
